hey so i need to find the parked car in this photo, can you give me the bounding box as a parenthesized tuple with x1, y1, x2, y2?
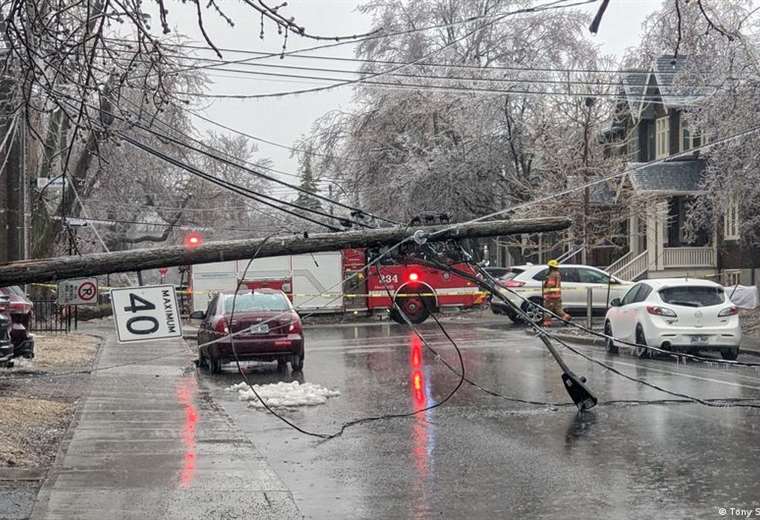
(482, 267, 513, 279)
(0, 286, 34, 359)
(489, 264, 632, 323)
(0, 295, 13, 367)
(604, 278, 741, 360)
(191, 289, 305, 374)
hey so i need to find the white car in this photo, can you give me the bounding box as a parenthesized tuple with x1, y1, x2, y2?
(488, 264, 632, 323)
(604, 278, 741, 360)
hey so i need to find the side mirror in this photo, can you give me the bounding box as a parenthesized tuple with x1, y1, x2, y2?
(609, 298, 622, 307)
(189, 310, 206, 320)
(609, 277, 621, 285)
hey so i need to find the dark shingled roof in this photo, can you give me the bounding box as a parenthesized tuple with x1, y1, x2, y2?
(567, 176, 616, 204)
(653, 55, 710, 108)
(620, 71, 649, 117)
(628, 159, 705, 194)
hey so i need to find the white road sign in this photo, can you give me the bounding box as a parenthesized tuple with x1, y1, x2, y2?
(57, 278, 98, 305)
(110, 285, 183, 343)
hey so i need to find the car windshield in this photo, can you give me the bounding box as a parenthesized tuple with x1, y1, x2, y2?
(1, 286, 25, 298)
(223, 292, 290, 313)
(659, 286, 725, 307)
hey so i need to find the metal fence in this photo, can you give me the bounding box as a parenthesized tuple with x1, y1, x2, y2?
(30, 300, 77, 333)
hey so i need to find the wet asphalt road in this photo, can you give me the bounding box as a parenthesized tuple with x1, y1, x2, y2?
(201, 318, 760, 519)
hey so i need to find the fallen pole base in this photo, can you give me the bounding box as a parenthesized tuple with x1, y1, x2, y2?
(561, 372, 598, 411)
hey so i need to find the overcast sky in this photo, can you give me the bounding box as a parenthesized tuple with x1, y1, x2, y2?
(159, 0, 664, 192)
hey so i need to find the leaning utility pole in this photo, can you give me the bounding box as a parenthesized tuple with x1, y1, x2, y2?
(0, 217, 571, 286)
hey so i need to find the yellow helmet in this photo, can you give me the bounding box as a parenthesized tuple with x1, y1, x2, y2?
(547, 259, 559, 269)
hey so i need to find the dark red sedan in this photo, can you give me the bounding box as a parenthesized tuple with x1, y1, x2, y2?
(191, 289, 304, 374)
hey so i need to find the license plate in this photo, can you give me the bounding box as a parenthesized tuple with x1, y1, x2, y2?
(249, 323, 269, 334)
(690, 335, 709, 345)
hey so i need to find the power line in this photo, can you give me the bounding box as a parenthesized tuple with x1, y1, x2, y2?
(163, 0, 599, 100)
(114, 106, 397, 225)
(118, 133, 345, 231)
(175, 74, 708, 105)
(98, 50, 725, 90)
(38, 69, 393, 227)
(105, 38, 689, 77)
(103, 0, 591, 79)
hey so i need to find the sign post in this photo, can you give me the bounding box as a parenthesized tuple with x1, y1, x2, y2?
(110, 285, 183, 343)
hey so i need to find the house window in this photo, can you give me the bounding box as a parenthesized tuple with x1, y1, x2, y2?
(656, 116, 669, 158)
(724, 195, 740, 240)
(681, 122, 705, 151)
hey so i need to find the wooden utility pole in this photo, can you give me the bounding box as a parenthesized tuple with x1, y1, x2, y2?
(0, 217, 571, 286)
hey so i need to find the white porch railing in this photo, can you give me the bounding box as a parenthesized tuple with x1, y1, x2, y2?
(605, 251, 633, 274)
(662, 247, 716, 268)
(614, 251, 649, 281)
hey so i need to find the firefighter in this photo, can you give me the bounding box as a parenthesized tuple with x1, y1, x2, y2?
(542, 259, 571, 326)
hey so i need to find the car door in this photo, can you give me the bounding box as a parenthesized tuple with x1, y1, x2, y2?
(576, 267, 612, 310)
(558, 267, 583, 310)
(199, 295, 219, 345)
(613, 284, 642, 343)
(627, 284, 653, 334)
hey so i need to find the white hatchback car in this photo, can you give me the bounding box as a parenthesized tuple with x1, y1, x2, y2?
(489, 264, 632, 323)
(604, 278, 741, 360)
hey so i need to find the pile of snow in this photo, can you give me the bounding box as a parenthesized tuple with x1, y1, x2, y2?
(225, 381, 340, 408)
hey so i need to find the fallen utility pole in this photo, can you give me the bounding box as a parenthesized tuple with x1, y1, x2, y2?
(0, 217, 570, 286)
(414, 257, 597, 411)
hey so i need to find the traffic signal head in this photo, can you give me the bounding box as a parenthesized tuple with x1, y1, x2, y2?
(184, 231, 203, 250)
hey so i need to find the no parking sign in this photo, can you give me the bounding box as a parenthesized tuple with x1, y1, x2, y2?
(57, 278, 98, 305)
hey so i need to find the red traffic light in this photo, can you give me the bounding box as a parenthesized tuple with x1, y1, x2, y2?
(184, 232, 204, 250)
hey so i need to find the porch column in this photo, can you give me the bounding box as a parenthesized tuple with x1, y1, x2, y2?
(656, 201, 667, 270)
(646, 200, 667, 271)
(646, 204, 657, 270)
(629, 210, 639, 255)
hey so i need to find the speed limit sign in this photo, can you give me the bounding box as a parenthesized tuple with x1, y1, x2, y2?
(110, 285, 183, 343)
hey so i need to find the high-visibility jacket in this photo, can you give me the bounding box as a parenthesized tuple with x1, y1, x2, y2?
(543, 270, 562, 301)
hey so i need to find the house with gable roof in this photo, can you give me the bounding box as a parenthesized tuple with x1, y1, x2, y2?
(600, 55, 752, 285)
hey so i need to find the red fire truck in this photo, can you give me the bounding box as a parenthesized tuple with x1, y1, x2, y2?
(190, 249, 486, 324)
(343, 249, 485, 323)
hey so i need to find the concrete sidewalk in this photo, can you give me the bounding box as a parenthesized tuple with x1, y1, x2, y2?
(31, 326, 301, 520)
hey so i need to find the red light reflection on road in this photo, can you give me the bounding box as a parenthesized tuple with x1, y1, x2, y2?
(176, 378, 198, 488)
(408, 333, 432, 487)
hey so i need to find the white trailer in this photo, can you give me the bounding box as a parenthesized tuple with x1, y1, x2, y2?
(190, 252, 345, 313)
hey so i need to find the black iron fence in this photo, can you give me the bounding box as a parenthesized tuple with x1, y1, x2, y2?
(30, 300, 78, 333)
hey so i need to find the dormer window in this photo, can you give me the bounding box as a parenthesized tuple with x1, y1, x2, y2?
(681, 121, 705, 151)
(655, 116, 669, 158)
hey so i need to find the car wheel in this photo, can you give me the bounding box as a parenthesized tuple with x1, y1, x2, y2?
(504, 310, 521, 324)
(634, 326, 650, 359)
(605, 321, 619, 354)
(520, 297, 544, 324)
(291, 353, 304, 372)
(721, 348, 739, 361)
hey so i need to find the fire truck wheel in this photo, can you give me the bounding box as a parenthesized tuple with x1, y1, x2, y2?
(390, 296, 431, 324)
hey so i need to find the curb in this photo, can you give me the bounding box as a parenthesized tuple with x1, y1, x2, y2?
(537, 329, 760, 358)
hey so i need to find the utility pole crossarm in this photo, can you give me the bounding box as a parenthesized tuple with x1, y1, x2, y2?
(0, 217, 571, 286)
